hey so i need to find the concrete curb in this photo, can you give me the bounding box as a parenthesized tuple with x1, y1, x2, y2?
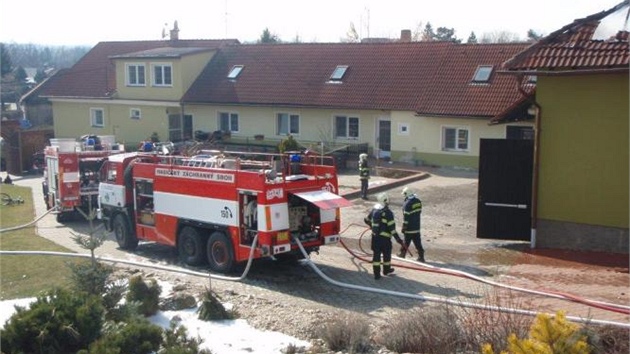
(341, 172, 431, 200)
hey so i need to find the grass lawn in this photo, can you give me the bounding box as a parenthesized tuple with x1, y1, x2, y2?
(0, 183, 84, 300)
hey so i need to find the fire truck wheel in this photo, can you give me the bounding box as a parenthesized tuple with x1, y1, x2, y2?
(207, 231, 234, 273)
(113, 214, 138, 250)
(178, 227, 207, 266)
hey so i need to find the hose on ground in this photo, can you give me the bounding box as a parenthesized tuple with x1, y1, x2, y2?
(340, 223, 630, 315)
(293, 234, 630, 328)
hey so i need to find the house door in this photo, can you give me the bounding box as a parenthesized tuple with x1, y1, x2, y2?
(477, 139, 533, 241)
(377, 119, 391, 158)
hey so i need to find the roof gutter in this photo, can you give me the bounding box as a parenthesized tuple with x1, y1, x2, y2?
(497, 67, 629, 76)
(515, 74, 541, 249)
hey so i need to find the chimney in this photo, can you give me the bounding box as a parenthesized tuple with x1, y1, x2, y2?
(170, 20, 179, 41)
(400, 29, 412, 42)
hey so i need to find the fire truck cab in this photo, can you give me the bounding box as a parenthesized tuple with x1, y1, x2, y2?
(43, 135, 124, 222)
(97, 150, 351, 273)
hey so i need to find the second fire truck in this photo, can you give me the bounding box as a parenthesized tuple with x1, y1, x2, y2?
(97, 150, 351, 272)
(43, 135, 124, 222)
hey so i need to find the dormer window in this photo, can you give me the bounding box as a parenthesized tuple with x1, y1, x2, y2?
(227, 65, 244, 79)
(329, 65, 348, 82)
(472, 65, 493, 83)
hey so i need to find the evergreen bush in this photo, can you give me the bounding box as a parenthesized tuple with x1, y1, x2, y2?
(126, 275, 162, 317)
(0, 287, 104, 353)
(197, 288, 231, 321)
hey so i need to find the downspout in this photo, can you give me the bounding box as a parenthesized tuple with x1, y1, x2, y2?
(518, 75, 541, 248)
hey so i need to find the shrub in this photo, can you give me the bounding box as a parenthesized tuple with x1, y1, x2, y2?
(67, 260, 114, 296)
(278, 135, 300, 153)
(197, 288, 231, 321)
(482, 311, 592, 354)
(87, 318, 163, 354)
(586, 324, 630, 354)
(380, 306, 461, 354)
(159, 320, 212, 354)
(458, 289, 531, 353)
(126, 275, 162, 317)
(0, 287, 104, 353)
(317, 312, 371, 353)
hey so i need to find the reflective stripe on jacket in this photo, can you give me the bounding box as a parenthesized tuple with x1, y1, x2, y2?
(402, 195, 422, 233)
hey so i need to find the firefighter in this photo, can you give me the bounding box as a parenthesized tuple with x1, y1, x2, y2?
(358, 153, 370, 199)
(398, 186, 425, 262)
(364, 192, 403, 280)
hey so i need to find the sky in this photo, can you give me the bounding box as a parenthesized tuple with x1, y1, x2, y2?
(0, 281, 310, 353)
(0, 0, 623, 46)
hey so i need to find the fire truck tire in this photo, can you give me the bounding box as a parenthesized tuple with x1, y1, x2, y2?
(207, 231, 234, 273)
(178, 227, 207, 266)
(113, 214, 138, 250)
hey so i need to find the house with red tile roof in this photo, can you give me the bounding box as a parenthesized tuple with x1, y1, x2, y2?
(27, 30, 533, 169)
(500, 0, 629, 253)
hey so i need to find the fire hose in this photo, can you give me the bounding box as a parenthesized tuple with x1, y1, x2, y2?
(339, 223, 630, 315)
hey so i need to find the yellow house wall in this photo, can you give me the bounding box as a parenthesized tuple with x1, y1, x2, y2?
(184, 105, 385, 146)
(114, 51, 214, 101)
(52, 100, 174, 147)
(389, 112, 533, 168)
(537, 73, 629, 228)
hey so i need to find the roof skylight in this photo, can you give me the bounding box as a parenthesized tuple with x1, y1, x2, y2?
(227, 65, 244, 79)
(329, 65, 348, 81)
(472, 65, 493, 83)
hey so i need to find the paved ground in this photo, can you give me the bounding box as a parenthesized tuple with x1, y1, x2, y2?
(5, 163, 629, 328)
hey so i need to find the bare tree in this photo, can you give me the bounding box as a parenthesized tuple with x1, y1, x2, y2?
(343, 22, 360, 43)
(480, 31, 522, 43)
(467, 31, 478, 44)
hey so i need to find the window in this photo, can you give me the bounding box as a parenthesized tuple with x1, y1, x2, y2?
(126, 63, 145, 86)
(90, 108, 104, 127)
(219, 112, 239, 132)
(277, 113, 300, 135)
(442, 127, 469, 151)
(227, 65, 244, 79)
(168, 114, 193, 141)
(152, 63, 172, 86)
(329, 65, 348, 81)
(472, 65, 493, 83)
(398, 123, 410, 136)
(334, 115, 359, 138)
(130, 108, 141, 120)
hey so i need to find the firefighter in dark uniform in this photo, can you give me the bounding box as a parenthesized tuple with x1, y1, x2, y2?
(398, 186, 425, 262)
(358, 153, 370, 200)
(364, 192, 403, 279)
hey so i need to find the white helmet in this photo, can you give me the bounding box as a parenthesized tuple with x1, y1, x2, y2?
(359, 153, 368, 160)
(377, 192, 389, 205)
(402, 186, 414, 197)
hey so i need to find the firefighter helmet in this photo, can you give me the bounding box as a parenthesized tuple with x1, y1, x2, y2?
(359, 153, 368, 161)
(377, 192, 389, 205)
(402, 186, 414, 197)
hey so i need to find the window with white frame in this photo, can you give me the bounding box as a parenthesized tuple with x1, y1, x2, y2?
(126, 63, 145, 86)
(334, 115, 359, 138)
(152, 63, 172, 86)
(398, 123, 410, 136)
(90, 108, 104, 127)
(130, 108, 141, 119)
(442, 126, 469, 151)
(219, 112, 239, 132)
(277, 113, 300, 135)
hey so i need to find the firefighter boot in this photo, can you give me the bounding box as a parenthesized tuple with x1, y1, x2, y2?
(417, 249, 425, 263)
(373, 265, 381, 280)
(397, 249, 406, 258)
(384, 265, 395, 275)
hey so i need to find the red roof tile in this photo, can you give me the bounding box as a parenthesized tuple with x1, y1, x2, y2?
(503, 1, 629, 72)
(183, 42, 529, 117)
(36, 39, 238, 99)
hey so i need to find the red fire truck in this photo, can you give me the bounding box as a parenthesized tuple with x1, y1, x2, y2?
(43, 135, 124, 222)
(97, 150, 352, 272)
